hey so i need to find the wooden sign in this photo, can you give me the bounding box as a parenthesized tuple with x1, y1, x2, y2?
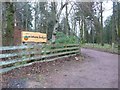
(21, 31, 47, 43)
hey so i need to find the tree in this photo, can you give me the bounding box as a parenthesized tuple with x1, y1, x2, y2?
(14, 2, 33, 30)
(33, 2, 57, 39)
(34, 2, 47, 32)
(51, 1, 69, 43)
(5, 2, 14, 46)
(75, 2, 99, 43)
(65, 1, 69, 36)
(112, 2, 116, 48)
(48, 2, 57, 39)
(104, 16, 112, 44)
(0, 2, 2, 47)
(100, 2, 104, 46)
(117, 2, 120, 50)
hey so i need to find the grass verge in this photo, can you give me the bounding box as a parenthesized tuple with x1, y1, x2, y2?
(81, 43, 118, 54)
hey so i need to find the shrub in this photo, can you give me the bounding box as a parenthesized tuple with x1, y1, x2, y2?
(55, 32, 78, 44)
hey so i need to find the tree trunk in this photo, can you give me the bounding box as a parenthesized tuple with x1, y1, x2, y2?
(80, 18, 83, 43)
(34, 2, 37, 31)
(5, 2, 14, 46)
(25, 3, 28, 31)
(0, 2, 2, 47)
(83, 16, 86, 42)
(79, 18, 81, 43)
(0, 2, 2, 88)
(96, 17, 100, 44)
(100, 2, 104, 46)
(112, 2, 116, 49)
(65, 2, 68, 36)
(52, 2, 68, 43)
(117, 2, 120, 52)
(73, 19, 76, 36)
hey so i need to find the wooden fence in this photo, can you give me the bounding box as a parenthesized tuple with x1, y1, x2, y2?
(0, 44, 80, 74)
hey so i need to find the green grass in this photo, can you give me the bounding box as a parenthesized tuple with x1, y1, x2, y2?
(82, 43, 118, 54)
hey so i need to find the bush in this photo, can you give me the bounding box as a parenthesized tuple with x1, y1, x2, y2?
(55, 32, 78, 44)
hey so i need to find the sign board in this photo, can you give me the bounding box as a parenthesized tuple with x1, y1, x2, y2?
(21, 31, 47, 43)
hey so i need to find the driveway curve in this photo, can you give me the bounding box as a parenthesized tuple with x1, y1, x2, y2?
(2, 48, 118, 88)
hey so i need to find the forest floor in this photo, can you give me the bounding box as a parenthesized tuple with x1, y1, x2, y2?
(1, 48, 118, 88)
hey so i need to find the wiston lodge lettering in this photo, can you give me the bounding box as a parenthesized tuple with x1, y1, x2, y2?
(27, 36, 46, 39)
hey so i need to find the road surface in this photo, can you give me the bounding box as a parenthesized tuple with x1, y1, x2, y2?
(2, 48, 118, 88)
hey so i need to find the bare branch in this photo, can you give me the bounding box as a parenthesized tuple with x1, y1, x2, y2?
(14, 2, 28, 12)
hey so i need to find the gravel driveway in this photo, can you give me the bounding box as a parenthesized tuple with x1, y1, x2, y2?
(2, 48, 118, 88)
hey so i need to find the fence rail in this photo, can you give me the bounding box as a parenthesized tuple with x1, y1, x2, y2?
(0, 44, 80, 74)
